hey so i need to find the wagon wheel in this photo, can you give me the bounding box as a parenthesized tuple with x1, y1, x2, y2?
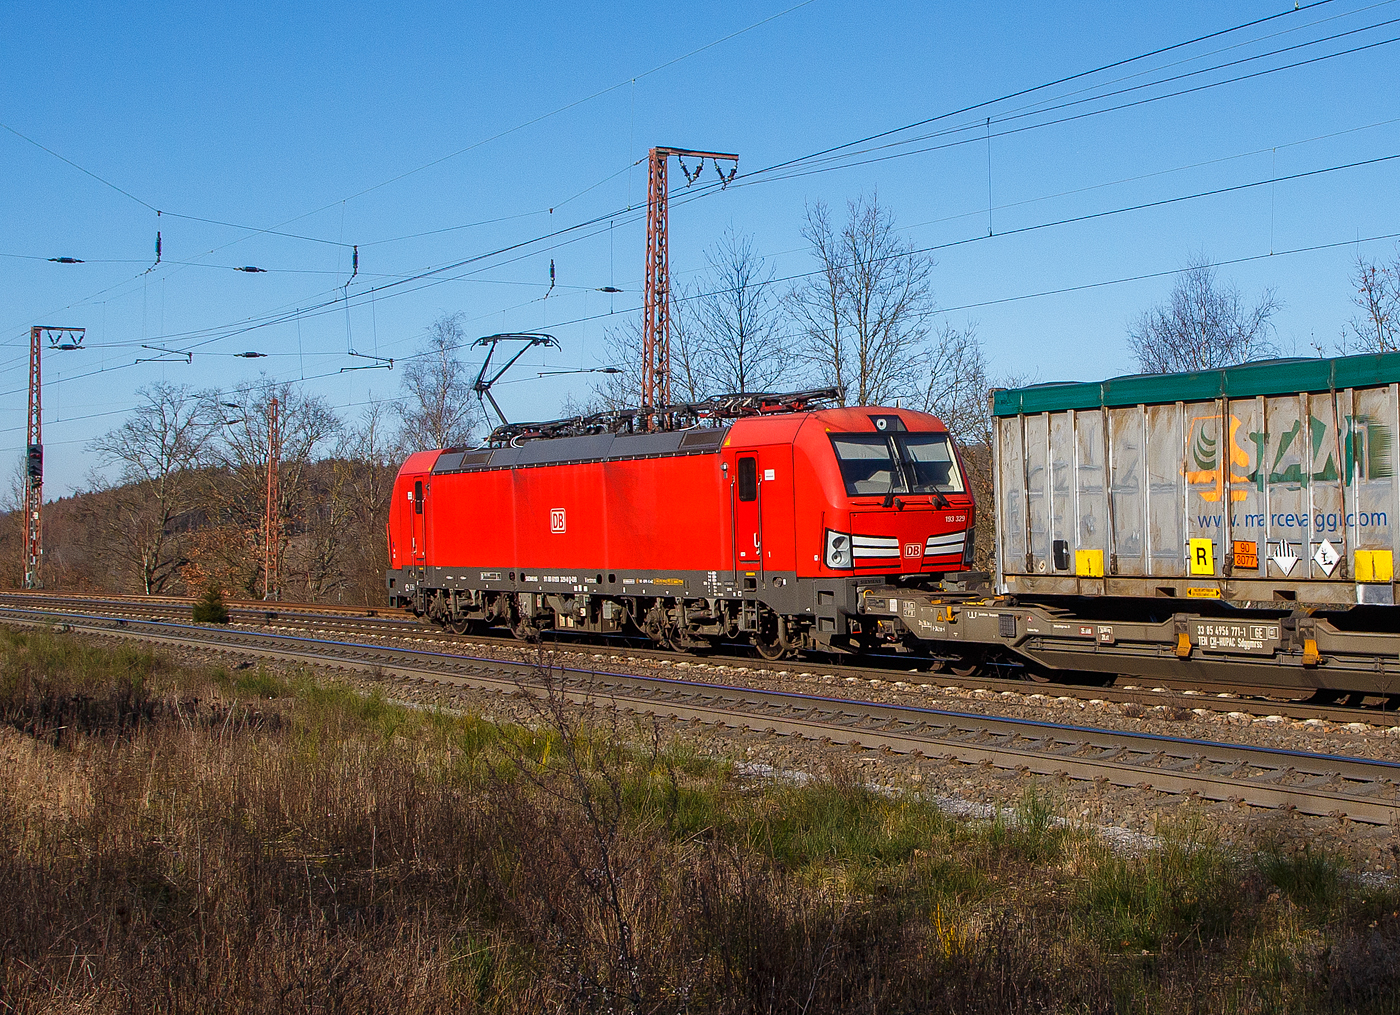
(948, 655, 980, 678)
(448, 617, 472, 635)
(511, 618, 539, 642)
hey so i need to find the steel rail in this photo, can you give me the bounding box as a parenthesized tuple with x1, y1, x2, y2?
(0, 591, 1388, 725)
(1, 603, 1396, 825)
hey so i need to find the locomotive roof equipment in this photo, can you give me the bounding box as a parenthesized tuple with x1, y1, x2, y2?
(484, 387, 842, 446)
(471, 332, 560, 427)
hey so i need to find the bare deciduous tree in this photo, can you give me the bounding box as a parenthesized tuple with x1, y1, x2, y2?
(1341, 249, 1400, 353)
(685, 227, 789, 393)
(2, 455, 26, 514)
(592, 314, 708, 410)
(87, 383, 217, 594)
(788, 194, 933, 405)
(322, 401, 399, 605)
(196, 377, 341, 597)
(922, 321, 989, 448)
(1128, 253, 1280, 373)
(396, 312, 481, 450)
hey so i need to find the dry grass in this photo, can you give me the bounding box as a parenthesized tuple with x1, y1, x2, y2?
(0, 626, 1396, 1013)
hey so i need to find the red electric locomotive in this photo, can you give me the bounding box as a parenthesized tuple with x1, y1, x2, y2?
(385, 392, 975, 658)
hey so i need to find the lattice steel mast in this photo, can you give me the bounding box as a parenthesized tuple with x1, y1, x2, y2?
(641, 146, 737, 428)
(24, 329, 43, 589)
(264, 396, 280, 601)
(23, 326, 84, 589)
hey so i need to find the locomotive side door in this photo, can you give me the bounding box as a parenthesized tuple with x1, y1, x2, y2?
(411, 478, 427, 568)
(733, 455, 763, 584)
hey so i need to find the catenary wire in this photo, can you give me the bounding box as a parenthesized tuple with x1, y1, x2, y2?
(67, 147, 1400, 372)
(0, 2, 1368, 353)
(4, 0, 1389, 401)
(10, 224, 1400, 443)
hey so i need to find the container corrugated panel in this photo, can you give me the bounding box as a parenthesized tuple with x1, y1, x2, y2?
(993, 353, 1400, 605)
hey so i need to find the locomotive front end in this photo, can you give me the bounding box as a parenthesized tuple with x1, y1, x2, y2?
(801, 409, 976, 583)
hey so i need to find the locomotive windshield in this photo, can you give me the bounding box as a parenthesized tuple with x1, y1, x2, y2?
(829, 433, 965, 497)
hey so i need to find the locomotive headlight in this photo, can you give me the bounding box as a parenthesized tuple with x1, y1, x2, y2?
(825, 529, 853, 569)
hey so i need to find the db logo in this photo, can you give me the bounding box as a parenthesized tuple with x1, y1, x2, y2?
(904, 543, 921, 558)
(550, 508, 566, 533)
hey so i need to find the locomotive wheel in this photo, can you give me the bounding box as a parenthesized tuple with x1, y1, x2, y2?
(754, 611, 793, 661)
(671, 632, 714, 655)
(642, 606, 673, 649)
(754, 636, 788, 661)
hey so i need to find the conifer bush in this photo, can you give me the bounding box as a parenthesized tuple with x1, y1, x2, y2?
(191, 583, 229, 624)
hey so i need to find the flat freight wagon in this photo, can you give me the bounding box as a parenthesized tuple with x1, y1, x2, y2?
(992, 352, 1400, 606)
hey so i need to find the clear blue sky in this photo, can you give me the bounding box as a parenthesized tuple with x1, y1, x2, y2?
(3, 1, 1398, 495)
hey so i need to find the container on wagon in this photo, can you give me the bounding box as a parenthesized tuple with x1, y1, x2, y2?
(991, 352, 1400, 606)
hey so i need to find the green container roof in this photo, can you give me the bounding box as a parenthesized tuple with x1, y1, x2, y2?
(991, 351, 1400, 417)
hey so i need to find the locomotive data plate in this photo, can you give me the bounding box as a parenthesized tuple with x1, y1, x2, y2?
(1190, 620, 1282, 655)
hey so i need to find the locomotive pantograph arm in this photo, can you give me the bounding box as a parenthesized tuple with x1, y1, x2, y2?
(472, 333, 560, 427)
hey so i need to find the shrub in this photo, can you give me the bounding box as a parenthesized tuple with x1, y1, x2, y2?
(192, 583, 230, 624)
(1259, 843, 1343, 912)
(1077, 822, 1239, 952)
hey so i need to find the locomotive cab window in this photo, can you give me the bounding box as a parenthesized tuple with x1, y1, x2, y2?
(830, 433, 965, 497)
(413, 480, 424, 514)
(737, 457, 758, 501)
(899, 434, 965, 494)
(830, 436, 900, 496)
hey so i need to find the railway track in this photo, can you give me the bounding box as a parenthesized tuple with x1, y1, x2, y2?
(1, 597, 1397, 825)
(1, 591, 1393, 726)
